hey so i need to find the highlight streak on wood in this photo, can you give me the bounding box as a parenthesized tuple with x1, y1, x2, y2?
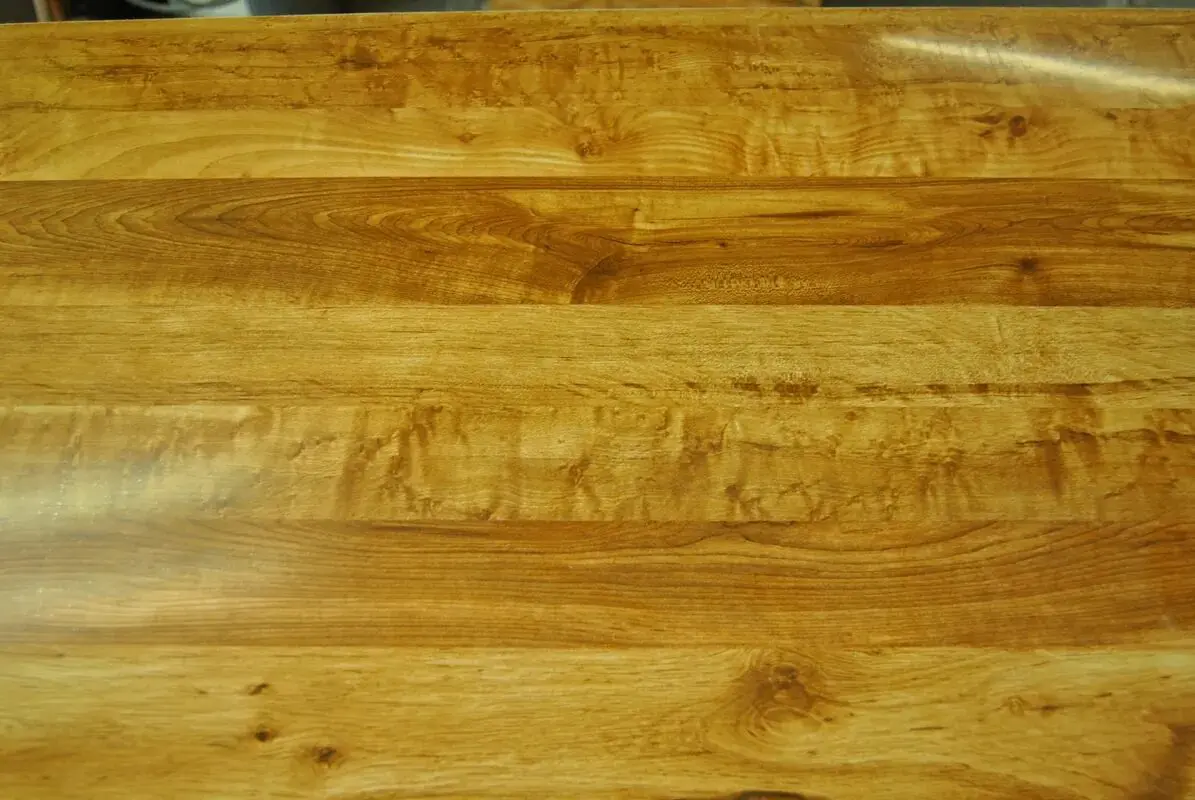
(2, 8, 1194, 799)
(2, 521, 1193, 646)
(3, 10, 1191, 111)
(1, 9, 1193, 181)
(2, 178, 1193, 307)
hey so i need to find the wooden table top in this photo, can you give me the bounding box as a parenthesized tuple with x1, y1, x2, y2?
(1, 8, 1194, 799)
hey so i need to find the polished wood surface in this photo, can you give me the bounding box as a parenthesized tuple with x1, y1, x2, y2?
(2, 8, 1195, 800)
(2, 10, 1194, 180)
(4, 178, 1194, 306)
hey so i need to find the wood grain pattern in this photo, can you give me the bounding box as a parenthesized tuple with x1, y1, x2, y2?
(2, 8, 1195, 800)
(2, 306, 1193, 405)
(3, 178, 1193, 306)
(3, 520, 1193, 646)
(4, 10, 1191, 111)
(2, 10, 1193, 181)
(2, 645, 1193, 800)
(2, 404, 1193, 521)
(5, 106, 1194, 180)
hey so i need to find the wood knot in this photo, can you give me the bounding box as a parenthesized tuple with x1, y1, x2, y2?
(734, 653, 833, 728)
(702, 652, 837, 759)
(565, 456, 591, 487)
(339, 45, 380, 70)
(253, 726, 276, 743)
(1016, 255, 1040, 274)
(312, 745, 343, 767)
(575, 140, 603, 159)
(761, 663, 817, 715)
(1008, 115, 1029, 138)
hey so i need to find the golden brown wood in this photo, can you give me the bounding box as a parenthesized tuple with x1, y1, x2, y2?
(3, 306, 1193, 405)
(5, 10, 1191, 112)
(1, 10, 1193, 180)
(2, 178, 1193, 306)
(6, 105, 1193, 180)
(3, 404, 1193, 521)
(1, 8, 1195, 800)
(2, 645, 1193, 799)
(4, 520, 1194, 646)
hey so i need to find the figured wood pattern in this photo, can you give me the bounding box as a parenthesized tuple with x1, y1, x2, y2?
(2, 178, 1193, 306)
(5, 106, 1194, 181)
(2, 404, 1193, 521)
(3, 10, 1192, 112)
(2, 10, 1194, 181)
(1, 8, 1195, 800)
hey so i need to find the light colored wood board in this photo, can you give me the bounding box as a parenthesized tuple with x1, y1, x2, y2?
(0, 645, 1193, 799)
(2, 10, 1192, 111)
(2, 106, 1193, 182)
(2, 520, 1193, 646)
(1, 306, 1193, 407)
(2, 177, 1193, 307)
(1, 405, 1192, 521)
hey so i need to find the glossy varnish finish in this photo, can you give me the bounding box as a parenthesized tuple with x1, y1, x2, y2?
(1, 8, 1194, 800)
(2, 10, 1194, 180)
(3, 178, 1194, 306)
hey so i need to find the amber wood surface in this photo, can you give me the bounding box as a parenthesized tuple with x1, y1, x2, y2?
(2, 10, 1194, 180)
(5, 520, 1194, 646)
(3, 178, 1194, 306)
(2, 8, 1195, 800)
(3, 645, 1194, 800)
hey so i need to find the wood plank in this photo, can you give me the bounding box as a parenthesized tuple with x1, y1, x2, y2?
(2, 520, 1193, 646)
(2, 177, 1193, 307)
(2, 306, 1193, 406)
(4, 10, 1191, 111)
(1, 9, 1194, 800)
(1, 645, 1193, 799)
(2, 404, 1192, 522)
(3, 106, 1192, 181)
(1, 10, 1192, 180)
